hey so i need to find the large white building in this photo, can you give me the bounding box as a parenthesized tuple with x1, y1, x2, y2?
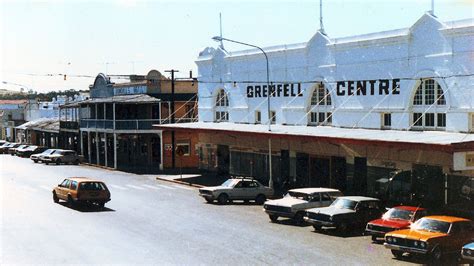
(160, 13, 474, 213)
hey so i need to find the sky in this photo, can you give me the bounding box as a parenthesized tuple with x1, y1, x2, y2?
(0, 0, 472, 93)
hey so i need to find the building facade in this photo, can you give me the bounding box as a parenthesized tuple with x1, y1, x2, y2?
(158, 14, 474, 213)
(0, 100, 27, 141)
(73, 70, 198, 173)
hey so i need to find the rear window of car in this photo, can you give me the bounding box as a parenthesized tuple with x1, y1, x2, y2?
(79, 182, 106, 191)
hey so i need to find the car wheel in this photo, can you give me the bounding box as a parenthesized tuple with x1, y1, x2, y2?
(371, 235, 378, 242)
(391, 250, 404, 258)
(45, 162, 49, 165)
(313, 225, 322, 231)
(294, 212, 304, 225)
(52, 192, 59, 203)
(431, 246, 442, 261)
(269, 215, 278, 222)
(67, 195, 74, 207)
(98, 202, 105, 208)
(217, 194, 228, 205)
(74, 160, 79, 165)
(205, 197, 213, 203)
(56, 159, 61, 165)
(255, 194, 266, 205)
(33, 160, 38, 163)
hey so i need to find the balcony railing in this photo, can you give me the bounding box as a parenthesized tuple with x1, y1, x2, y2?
(79, 117, 197, 130)
(60, 121, 79, 130)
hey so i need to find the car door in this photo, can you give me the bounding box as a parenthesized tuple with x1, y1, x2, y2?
(229, 180, 244, 199)
(307, 193, 322, 208)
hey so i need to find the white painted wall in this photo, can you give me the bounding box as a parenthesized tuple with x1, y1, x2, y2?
(196, 13, 474, 133)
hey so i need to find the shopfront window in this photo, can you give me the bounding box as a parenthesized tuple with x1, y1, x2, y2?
(411, 79, 446, 131)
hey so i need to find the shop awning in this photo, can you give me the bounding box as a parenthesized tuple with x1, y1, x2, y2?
(154, 122, 474, 151)
(76, 94, 161, 105)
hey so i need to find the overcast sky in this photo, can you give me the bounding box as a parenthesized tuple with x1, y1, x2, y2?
(1, 0, 472, 93)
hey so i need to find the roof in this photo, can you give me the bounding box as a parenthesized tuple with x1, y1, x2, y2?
(393, 206, 426, 212)
(64, 177, 105, 183)
(77, 94, 160, 104)
(337, 196, 380, 201)
(16, 118, 55, 130)
(289, 188, 341, 194)
(423, 215, 471, 223)
(155, 122, 474, 150)
(19, 118, 60, 133)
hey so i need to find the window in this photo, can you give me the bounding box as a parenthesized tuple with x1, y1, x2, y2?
(411, 79, 447, 131)
(215, 111, 229, 122)
(215, 89, 229, 122)
(70, 181, 78, 190)
(309, 83, 332, 126)
(255, 111, 261, 124)
(176, 142, 190, 156)
(270, 111, 276, 124)
(382, 113, 391, 128)
(216, 89, 229, 107)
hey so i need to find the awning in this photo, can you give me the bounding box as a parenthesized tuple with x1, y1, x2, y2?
(154, 122, 474, 152)
(76, 94, 160, 105)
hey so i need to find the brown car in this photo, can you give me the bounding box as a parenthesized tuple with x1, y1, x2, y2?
(52, 177, 111, 207)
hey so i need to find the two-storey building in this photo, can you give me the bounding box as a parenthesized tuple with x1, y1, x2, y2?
(157, 13, 474, 211)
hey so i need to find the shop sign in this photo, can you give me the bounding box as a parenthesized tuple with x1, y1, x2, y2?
(114, 85, 147, 96)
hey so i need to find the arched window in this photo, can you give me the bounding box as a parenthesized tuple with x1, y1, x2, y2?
(215, 89, 229, 122)
(308, 83, 332, 126)
(411, 79, 446, 130)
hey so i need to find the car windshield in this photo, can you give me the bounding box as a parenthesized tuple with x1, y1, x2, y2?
(42, 149, 56, 155)
(382, 208, 414, 221)
(79, 182, 106, 191)
(286, 191, 313, 201)
(331, 198, 357, 210)
(220, 179, 238, 188)
(411, 218, 451, 233)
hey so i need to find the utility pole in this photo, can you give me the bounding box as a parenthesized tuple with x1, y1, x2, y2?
(165, 69, 178, 169)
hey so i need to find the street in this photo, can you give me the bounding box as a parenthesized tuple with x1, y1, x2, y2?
(0, 155, 430, 265)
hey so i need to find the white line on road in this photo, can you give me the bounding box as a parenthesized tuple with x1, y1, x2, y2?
(126, 184, 146, 190)
(156, 184, 176, 190)
(172, 185, 195, 191)
(109, 184, 127, 190)
(142, 184, 161, 190)
(39, 185, 51, 191)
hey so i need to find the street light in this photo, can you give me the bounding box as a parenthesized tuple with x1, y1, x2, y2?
(212, 36, 273, 189)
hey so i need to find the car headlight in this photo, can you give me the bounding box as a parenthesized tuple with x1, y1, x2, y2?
(393, 238, 397, 243)
(414, 241, 419, 247)
(466, 249, 472, 256)
(386, 237, 392, 243)
(367, 224, 373, 229)
(263, 205, 268, 209)
(329, 216, 333, 221)
(420, 242, 427, 249)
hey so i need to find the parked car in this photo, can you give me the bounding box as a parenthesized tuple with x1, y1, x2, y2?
(365, 206, 428, 241)
(16, 145, 47, 158)
(30, 149, 57, 163)
(40, 149, 80, 165)
(198, 178, 274, 205)
(462, 242, 474, 262)
(384, 216, 474, 261)
(0, 143, 19, 154)
(304, 196, 384, 232)
(8, 144, 30, 155)
(263, 188, 343, 225)
(52, 177, 111, 207)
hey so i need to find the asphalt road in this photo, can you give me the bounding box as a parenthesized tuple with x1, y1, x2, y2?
(0, 155, 453, 265)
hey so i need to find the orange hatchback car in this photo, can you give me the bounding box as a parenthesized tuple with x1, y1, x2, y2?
(53, 177, 111, 207)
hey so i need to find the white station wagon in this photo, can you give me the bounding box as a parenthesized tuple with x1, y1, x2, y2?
(263, 188, 343, 225)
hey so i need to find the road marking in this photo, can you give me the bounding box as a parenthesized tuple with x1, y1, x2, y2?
(172, 185, 195, 191)
(142, 184, 161, 190)
(39, 185, 52, 191)
(156, 184, 176, 190)
(109, 184, 127, 190)
(126, 184, 146, 190)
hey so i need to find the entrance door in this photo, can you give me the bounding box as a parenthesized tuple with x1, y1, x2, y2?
(331, 156, 347, 192)
(353, 157, 368, 195)
(412, 164, 444, 209)
(309, 157, 330, 187)
(217, 145, 230, 176)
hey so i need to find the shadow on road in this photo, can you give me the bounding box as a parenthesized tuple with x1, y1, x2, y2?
(269, 218, 312, 227)
(312, 228, 366, 238)
(205, 200, 263, 206)
(57, 202, 115, 213)
(389, 252, 463, 265)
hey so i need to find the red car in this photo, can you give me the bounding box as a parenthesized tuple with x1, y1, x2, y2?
(365, 206, 427, 241)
